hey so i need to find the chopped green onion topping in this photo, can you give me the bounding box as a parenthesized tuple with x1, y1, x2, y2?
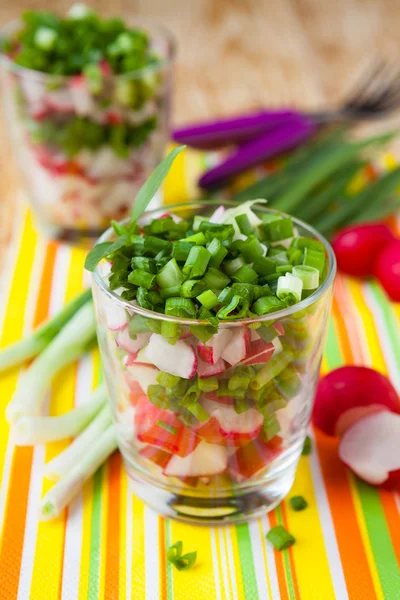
(262, 217, 293, 242)
(197, 289, 220, 310)
(292, 265, 319, 290)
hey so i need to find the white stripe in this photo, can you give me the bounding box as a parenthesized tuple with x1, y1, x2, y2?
(16, 244, 70, 598)
(248, 520, 271, 599)
(61, 355, 93, 600)
(309, 433, 349, 600)
(125, 488, 133, 600)
(362, 284, 400, 392)
(260, 516, 280, 600)
(218, 528, 230, 600)
(144, 507, 160, 600)
(225, 527, 238, 600)
(210, 528, 222, 600)
(48, 246, 71, 316)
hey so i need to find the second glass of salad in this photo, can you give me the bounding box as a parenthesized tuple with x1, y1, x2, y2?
(88, 157, 336, 523)
(0, 5, 174, 242)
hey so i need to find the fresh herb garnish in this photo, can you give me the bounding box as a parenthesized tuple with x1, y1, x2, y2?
(301, 435, 312, 456)
(289, 495, 308, 511)
(266, 526, 296, 550)
(156, 420, 177, 435)
(167, 541, 197, 571)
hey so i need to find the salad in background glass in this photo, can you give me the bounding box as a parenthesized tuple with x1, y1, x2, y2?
(0, 5, 174, 242)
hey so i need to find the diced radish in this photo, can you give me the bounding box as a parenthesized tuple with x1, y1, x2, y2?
(209, 205, 225, 223)
(339, 411, 400, 488)
(228, 437, 282, 482)
(221, 327, 250, 366)
(197, 357, 226, 378)
(312, 366, 400, 437)
(46, 89, 74, 113)
(139, 445, 171, 469)
(106, 110, 124, 124)
(106, 305, 127, 331)
(163, 441, 228, 477)
(70, 75, 95, 116)
(237, 338, 274, 366)
(126, 363, 159, 394)
(197, 329, 233, 364)
(250, 329, 261, 341)
(144, 334, 197, 379)
(116, 329, 150, 354)
(273, 322, 285, 336)
(197, 399, 264, 446)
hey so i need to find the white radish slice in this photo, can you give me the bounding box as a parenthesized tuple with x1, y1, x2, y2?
(250, 329, 261, 341)
(70, 75, 95, 116)
(221, 327, 250, 366)
(197, 357, 225, 378)
(209, 205, 225, 223)
(116, 330, 150, 354)
(105, 305, 127, 331)
(134, 347, 153, 365)
(201, 399, 263, 436)
(197, 328, 232, 364)
(339, 411, 400, 485)
(144, 334, 197, 379)
(126, 364, 159, 394)
(163, 441, 227, 477)
(237, 339, 275, 367)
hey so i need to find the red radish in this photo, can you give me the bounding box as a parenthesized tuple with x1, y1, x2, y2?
(221, 327, 250, 366)
(312, 366, 400, 437)
(250, 329, 261, 341)
(273, 322, 285, 336)
(228, 437, 282, 482)
(106, 305, 127, 330)
(134, 346, 153, 365)
(339, 411, 400, 488)
(197, 329, 233, 364)
(163, 441, 227, 477)
(373, 239, 400, 302)
(197, 399, 264, 446)
(124, 353, 138, 366)
(332, 223, 394, 278)
(144, 334, 197, 379)
(237, 338, 274, 366)
(139, 446, 171, 469)
(116, 330, 150, 354)
(106, 110, 123, 125)
(197, 356, 226, 378)
(126, 363, 159, 394)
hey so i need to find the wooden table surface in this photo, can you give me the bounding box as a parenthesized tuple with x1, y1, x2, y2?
(1, 0, 399, 271)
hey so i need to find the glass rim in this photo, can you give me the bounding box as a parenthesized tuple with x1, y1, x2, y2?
(0, 15, 176, 81)
(92, 200, 337, 327)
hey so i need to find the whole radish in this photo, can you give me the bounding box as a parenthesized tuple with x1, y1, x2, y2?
(373, 239, 400, 301)
(332, 223, 393, 278)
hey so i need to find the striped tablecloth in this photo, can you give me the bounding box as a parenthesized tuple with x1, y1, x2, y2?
(0, 153, 400, 599)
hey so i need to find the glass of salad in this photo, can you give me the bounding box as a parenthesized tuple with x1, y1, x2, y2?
(0, 6, 174, 242)
(90, 195, 336, 523)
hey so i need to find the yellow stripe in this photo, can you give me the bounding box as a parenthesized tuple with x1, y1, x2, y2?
(98, 460, 109, 599)
(170, 520, 219, 600)
(228, 525, 245, 600)
(163, 145, 190, 206)
(347, 474, 385, 600)
(283, 459, 336, 600)
(131, 495, 146, 598)
(118, 467, 128, 598)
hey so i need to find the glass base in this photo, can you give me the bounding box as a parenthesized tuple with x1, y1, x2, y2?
(125, 462, 297, 525)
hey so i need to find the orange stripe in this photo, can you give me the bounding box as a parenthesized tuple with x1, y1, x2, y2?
(378, 491, 400, 567)
(268, 511, 289, 600)
(331, 294, 354, 365)
(104, 452, 122, 600)
(0, 242, 56, 599)
(314, 429, 377, 600)
(279, 502, 300, 599)
(159, 517, 167, 600)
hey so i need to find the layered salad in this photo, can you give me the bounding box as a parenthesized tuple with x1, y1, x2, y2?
(1, 5, 171, 238)
(93, 199, 330, 491)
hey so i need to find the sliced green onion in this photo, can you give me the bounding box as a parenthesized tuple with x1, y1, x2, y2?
(172, 241, 194, 262)
(251, 351, 292, 390)
(302, 248, 326, 273)
(183, 232, 206, 245)
(156, 371, 180, 388)
(197, 290, 220, 310)
(193, 215, 209, 231)
(253, 256, 276, 276)
(199, 222, 235, 243)
(235, 213, 253, 235)
(231, 265, 258, 284)
(198, 377, 219, 392)
(144, 235, 171, 256)
(301, 435, 312, 456)
(180, 279, 207, 298)
(207, 238, 228, 268)
(252, 296, 285, 316)
(165, 297, 197, 319)
(183, 246, 211, 278)
(218, 287, 234, 304)
(277, 273, 303, 303)
(167, 541, 197, 571)
(292, 265, 319, 290)
(223, 256, 246, 276)
(262, 414, 280, 441)
(216, 295, 249, 320)
(128, 269, 156, 289)
(156, 420, 178, 435)
(189, 324, 217, 343)
(266, 525, 295, 550)
(252, 285, 272, 300)
(160, 285, 182, 299)
(239, 235, 264, 262)
(147, 384, 170, 409)
(276, 264, 292, 274)
(160, 320, 181, 343)
(34, 27, 57, 50)
(287, 247, 303, 266)
(156, 259, 184, 289)
(131, 256, 157, 272)
(262, 217, 293, 242)
(290, 496, 308, 511)
(203, 267, 230, 290)
(128, 314, 151, 335)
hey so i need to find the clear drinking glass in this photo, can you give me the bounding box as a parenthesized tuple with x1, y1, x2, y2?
(0, 18, 175, 243)
(91, 202, 336, 523)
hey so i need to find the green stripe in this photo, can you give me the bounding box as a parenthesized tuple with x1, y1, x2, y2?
(275, 505, 296, 600)
(324, 316, 343, 370)
(235, 523, 259, 600)
(165, 519, 173, 600)
(367, 281, 400, 372)
(355, 480, 400, 599)
(88, 466, 103, 600)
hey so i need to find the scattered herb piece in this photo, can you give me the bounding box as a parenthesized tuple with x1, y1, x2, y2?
(167, 541, 197, 571)
(301, 435, 312, 456)
(266, 525, 296, 550)
(290, 496, 308, 511)
(156, 420, 177, 435)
